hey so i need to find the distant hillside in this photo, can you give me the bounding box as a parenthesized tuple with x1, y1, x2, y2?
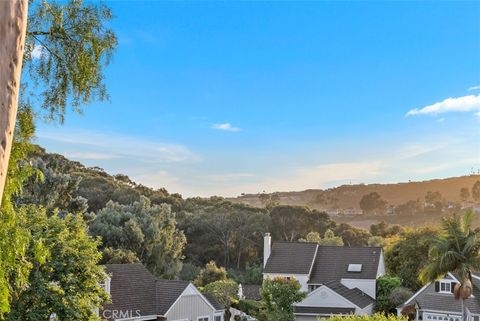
(228, 175, 480, 210)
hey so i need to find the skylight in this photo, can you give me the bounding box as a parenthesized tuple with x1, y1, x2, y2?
(347, 264, 362, 272)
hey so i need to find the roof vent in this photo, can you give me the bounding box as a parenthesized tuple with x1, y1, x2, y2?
(347, 264, 362, 272)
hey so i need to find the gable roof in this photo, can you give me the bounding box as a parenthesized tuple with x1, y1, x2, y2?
(104, 264, 157, 319)
(324, 281, 375, 309)
(264, 242, 318, 274)
(294, 306, 355, 315)
(104, 264, 223, 320)
(203, 292, 224, 311)
(156, 280, 190, 315)
(399, 273, 480, 314)
(309, 246, 382, 284)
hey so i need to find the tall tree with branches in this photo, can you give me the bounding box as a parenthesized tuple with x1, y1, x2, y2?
(420, 210, 480, 320)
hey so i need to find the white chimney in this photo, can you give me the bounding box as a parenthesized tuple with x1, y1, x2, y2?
(264, 233, 272, 268)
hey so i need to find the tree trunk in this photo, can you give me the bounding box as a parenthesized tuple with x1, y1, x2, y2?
(0, 0, 29, 204)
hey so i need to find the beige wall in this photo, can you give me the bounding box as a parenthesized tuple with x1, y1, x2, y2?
(166, 294, 221, 321)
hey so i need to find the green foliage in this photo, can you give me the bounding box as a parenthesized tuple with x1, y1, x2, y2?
(300, 229, 344, 246)
(234, 300, 264, 320)
(179, 199, 269, 269)
(385, 226, 439, 290)
(270, 205, 336, 242)
(335, 223, 371, 246)
(420, 211, 480, 286)
(261, 277, 306, 321)
(370, 222, 403, 238)
(25, 0, 117, 122)
(179, 263, 201, 282)
(360, 192, 387, 214)
(228, 264, 263, 285)
(320, 313, 409, 321)
(101, 247, 140, 264)
(204, 279, 238, 319)
(6, 206, 107, 321)
(194, 261, 228, 287)
(388, 287, 413, 308)
(89, 197, 186, 279)
(473, 181, 480, 202)
(0, 107, 40, 317)
(375, 276, 402, 313)
(368, 236, 387, 247)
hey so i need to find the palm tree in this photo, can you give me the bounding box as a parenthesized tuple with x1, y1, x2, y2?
(420, 210, 480, 321)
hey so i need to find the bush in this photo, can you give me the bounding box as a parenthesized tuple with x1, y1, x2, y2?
(389, 287, 413, 307)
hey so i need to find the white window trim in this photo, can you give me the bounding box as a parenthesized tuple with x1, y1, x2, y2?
(214, 313, 223, 321)
(198, 316, 210, 321)
(439, 280, 452, 294)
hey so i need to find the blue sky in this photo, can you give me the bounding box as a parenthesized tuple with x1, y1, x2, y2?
(36, 1, 480, 197)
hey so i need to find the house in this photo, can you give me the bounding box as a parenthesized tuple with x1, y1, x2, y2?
(397, 272, 480, 321)
(343, 208, 364, 216)
(102, 264, 224, 321)
(262, 233, 385, 321)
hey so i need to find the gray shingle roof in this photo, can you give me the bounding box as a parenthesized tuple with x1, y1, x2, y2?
(264, 242, 318, 274)
(104, 264, 157, 320)
(324, 281, 375, 308)
(104, 264, 222, 320)
(156, 280, 189, 315)
(294, 306, 355, 315)
(203, 292, 224, 310)
(401, 277, 480, 314)
(309, 246, 382, 284)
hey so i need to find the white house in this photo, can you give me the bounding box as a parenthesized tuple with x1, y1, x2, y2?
(262, 233, 385, 321)
(397, 272, 480, 321)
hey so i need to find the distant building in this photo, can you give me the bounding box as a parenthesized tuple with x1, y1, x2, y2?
(343, 208, 364, 216)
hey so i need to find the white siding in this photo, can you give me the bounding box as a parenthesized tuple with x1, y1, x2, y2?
(340, 279, 376, 299)
(263, 273, 310, 291)
(166, 294, 219, 321)
(296, 286, 355, 309)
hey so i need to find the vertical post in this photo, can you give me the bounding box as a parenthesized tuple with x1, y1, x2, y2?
(0, 0, 29, 203)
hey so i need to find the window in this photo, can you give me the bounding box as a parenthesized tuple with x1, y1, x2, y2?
(440, 281, 451, 293)
(214, 315, 223, 321)
(198, 317, 209, 321)
(347, 264, 362, 272)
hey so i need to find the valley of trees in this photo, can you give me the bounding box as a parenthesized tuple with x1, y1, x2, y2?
(1, 0, 479, 320)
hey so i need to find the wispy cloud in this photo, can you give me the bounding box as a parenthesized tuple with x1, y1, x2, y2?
(37, 129, 201, 163)
(406, 94, 480, 117)
(468, 85, 480, 91)
(65, 152, 121, 160)
(212, 123, 241, 132)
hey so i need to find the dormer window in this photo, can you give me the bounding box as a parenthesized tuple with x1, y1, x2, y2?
(347, 264, 362, 272)
(435, 280, 455, 294)
(440, 281, 451, 293)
